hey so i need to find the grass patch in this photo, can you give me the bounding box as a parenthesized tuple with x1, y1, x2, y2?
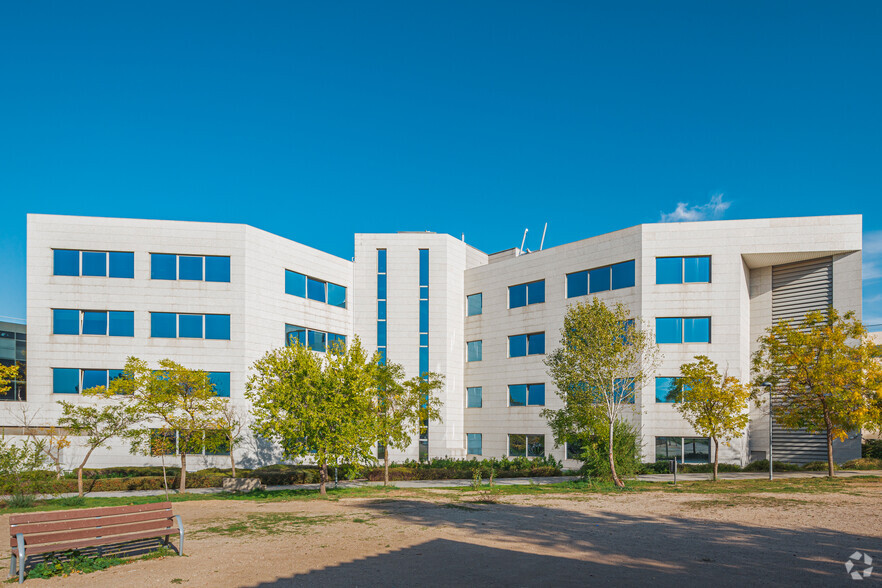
(193, 513, 357, 537)
(24, 546, 175, 580)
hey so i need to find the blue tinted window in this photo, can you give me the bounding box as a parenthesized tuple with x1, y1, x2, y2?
(377, 348, 386, 365)
(151, 254, 177, 280)
(81, 251, 107, 276)
(82, 369, 107, 391)
(684, 317, 711, 343)
(528, 333, 545, 355)
(614, 378, 636, 403)
(684, 256, 711, 283)
(656, 377, 680, 403)
(108, 311, 134, 337)
(420, 285, 429, 299)
(509, 434, 526, 457)
(108, 251, 135, 278)
(656, 318, 682, 344)
(509, 334, 527, 357)
(377, 274, 387, 299)
(328, 283, 346, 308)
(178, 314, 203, 338)
(285, 270, 306, 297)
(377, 321, 387, 346)
(205, 314, 231, 340)
(378, 301, 386, 320)
(109, 369, 125, 384)
(419, 300, 429, 332)
(151, 312, 177, 338)
(53, 250, 79, 276)
(308, 330, 326, 352)
(528, 383, 545, 406)
(509, 284, 527, 308)
(611, 260, 635, 290)
(589, 267, 610, 293)
(528, 280, 545, 304)
(567, 271, 588, 298)
(377, 249, 387, 273)
(53, 309, 80, 335)
(307, 278, 326, 302)
(209, 372, 231, 397)
(286, 325, 306, 347)
(419, 249, 429, 286)
(467, 340, 482, 362)
(509, 384, 527, 406)
(419, 333, 429, 346)
(205, 256, 231, 282)
(467, 386, 482, 408)
(328, 333, 347, 351)
(467, 293, 482, 316)
(419, 346, 428, 377)
(467, 433, 482, 455)
(81, 311, 107, 335)
(53, 368, 80, 394)
(656, 257, 683, 284)
(178, 256, 203, 281)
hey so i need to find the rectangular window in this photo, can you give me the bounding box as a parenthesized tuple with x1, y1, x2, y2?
(613, 378, 635, 403)
(508, 434, 545, 457)
(205, 314, 231, 340)
(589, 266, 611, 293)
(151, 429, 177, 456)
(655, 318, 682, 344)
(81, 251, 106, 277)
(419, 346, 429, 377)
(285, 270, 306, 297)
(151, 253, 177, 280)
(566, 438, 585, 460)
(684, 256, 711, 283)
(419, 300, 429, 333)
(467, 340, 482, 362)
(509, 280, 545, 309)
(308, 330, 327, 352)
(285, 325, 306, 347)
(52, 368, 79, 394)
(656, 256, 711, 284)
(53, 250, 79, 276)
(419, 249, 429, 286)
(53, 309, 80, 335)
(82, 369, 108, 391)
(567, 270, 588, 298)
(657, 317, 710, 344)
(109, 252, 135, 278)
(466, 386, 482, 408)
(81, 311, 107, 335)
(656, 436, 710, 463)
(377, 248, 387, 273)
(509, 384, 545, 406)
(377, 249, 387, 365)
(683, 317, 711, 343)
(509, 333, 545, 357)
(611, 260, 636, 290)
(377, 443, 386, 460)
(377, 320, 387, 346)
(655, 377, 682, 403)
(527, 280, 545, 304)
(328, 333, 347, 351)
(178, 256, 203, 280)
(208, 372, 231, 398)
(377, 273, 387, 300)
(306, 277, 326, 303)
(467, 293, 482, 316)
(108, 311, 134, 337)
(178, 314, 203, 338)
(205, 256, 231, 282)
(328, 282, 347, 308)
(467, 433, 482, 456)
(378, 300, 386, 320)
(151, 313, 177, 338)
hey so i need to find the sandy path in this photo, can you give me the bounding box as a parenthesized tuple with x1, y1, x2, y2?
(5, 483, 881, 587)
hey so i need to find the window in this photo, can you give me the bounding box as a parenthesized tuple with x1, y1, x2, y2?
(328, 333, 346, 352)
(308, 330, 327, 352)
(656, 256, 711, 284)
(655, 377, 684, 403)
(509, 434, 545, 457)
(655, 436, 710, 463)
(566, 437, 585, 460)
(82, 369, 108, 391)
(377, 443, 386, 460)
(53, 309, 79, 335)
(151, 312, 177, 338)
(307, 277, 326, 302)
(179, 314, 203, 338)
(509, 332, 545, 357)
(151, 254, 230, 282)
(509, 280, 545, 309)
(150, 313, 230, 340)
(567, 271, 588, 298)
(53, 309, 133, 337)
(53, 250, 134, 278)
(286, 269, 346, 308)
(205, 314, 231, 340)
(466, 386, 482, 408)
(467, 340, 482, 362)
(419, 249, 429, 380)
(285, 270, 306, 297)
(589, 266, 610, 293)
(81, 311, 107, 335)
(208, 372, 231, 398)
(467, 433, 482, 456)
(568, 260, 635, 297)
(613, 378, 635, 403)
(285, 324, 345, 353)
(377, 249, 387, 364)
(52, 368, 79, 394)
(611, 260, 636, 290)
(655, 317, 711, 344)
(508, 384, 545, 407)
(328, 283, 347, 309)
(467, 293, 482, 316)
(108, 311, 134, 337)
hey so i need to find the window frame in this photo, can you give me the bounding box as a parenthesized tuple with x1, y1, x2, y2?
(508, 280, 545, 309)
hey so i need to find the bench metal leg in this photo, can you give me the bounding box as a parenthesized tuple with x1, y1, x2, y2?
(9, 554, 15, 578)
(174, 515, 184, 556)
(16, 534, 25, 584)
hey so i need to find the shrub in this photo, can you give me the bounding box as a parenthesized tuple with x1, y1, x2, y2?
(6, 493, 36, 508)
(578, 419, 642, 481)
(841, 457, 882, 470)
(863, 439, 882, 460)
(741, 459, 801, 472)
(802, 461, 838, 471)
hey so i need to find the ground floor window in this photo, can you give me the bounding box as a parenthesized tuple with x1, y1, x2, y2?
(466, 433, 482, 455)
(508, 434, 545, 457)
(655, 436, 710, 463)
(377, 442, 386, 460)
(565, 437, 585, 460)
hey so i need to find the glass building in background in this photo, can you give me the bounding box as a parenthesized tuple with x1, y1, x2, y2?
(0, 321, 26, 402)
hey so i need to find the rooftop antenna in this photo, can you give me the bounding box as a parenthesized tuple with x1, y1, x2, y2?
(539, 222, 548, 251)
(519, 228, 529, 256)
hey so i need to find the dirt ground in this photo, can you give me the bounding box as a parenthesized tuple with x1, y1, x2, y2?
(7, 482, 882, 587)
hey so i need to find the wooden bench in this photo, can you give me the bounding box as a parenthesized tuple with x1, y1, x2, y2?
(8, 501, 183, 583)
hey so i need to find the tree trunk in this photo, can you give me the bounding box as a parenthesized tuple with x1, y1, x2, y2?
(320, 463, 328, 495)
(384, 447, 390, 487)
(712, 437, 719, 482)
(826, 429, 835, 478)
(609, 418, 623, 487)
(76, 447, 96, 497)
(230, 452, 236, 479)
(179, 452, 187, 493)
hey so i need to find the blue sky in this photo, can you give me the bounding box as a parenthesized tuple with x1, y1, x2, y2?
(1, 2, 880, 325)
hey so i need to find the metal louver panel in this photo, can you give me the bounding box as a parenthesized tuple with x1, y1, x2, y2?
(769, 257, 833, 464)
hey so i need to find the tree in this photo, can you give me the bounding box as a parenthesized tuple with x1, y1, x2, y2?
(12, 405, 71, 479)
(0, 436, 49, 499)
(120, 357, 227, 492)
(674, 355, 755, 481)
(374, 362, 444, 486)
(57, 380, 142, 497)
(216, 401, 247, 478)
(0, 363, 17, 397)
(752, 308, 882, 477)
(544, 298, 660, 487)
(246, 337, 377, 495)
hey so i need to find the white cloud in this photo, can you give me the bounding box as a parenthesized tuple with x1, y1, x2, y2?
(660, 194, 731, 223)
(864, 260, 882, 282)
(863, 231, 882, 256)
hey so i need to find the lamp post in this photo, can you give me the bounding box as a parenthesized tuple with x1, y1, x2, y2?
(764, 382, 773, 481)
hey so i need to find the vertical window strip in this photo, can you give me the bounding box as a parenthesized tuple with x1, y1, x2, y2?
(418, 248, 429, 460)
(377, 249, 387, 365)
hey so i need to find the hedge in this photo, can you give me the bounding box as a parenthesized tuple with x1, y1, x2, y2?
(363, 466, 561, 481)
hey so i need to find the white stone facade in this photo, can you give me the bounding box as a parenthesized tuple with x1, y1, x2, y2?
(2, 213, 863, 470)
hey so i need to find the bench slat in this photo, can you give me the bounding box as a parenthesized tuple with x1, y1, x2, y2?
(12, 519, 174, 548)
(9, 509, 173, 537)
(21, 527, 178, 557)
(9, 502, 172, 526)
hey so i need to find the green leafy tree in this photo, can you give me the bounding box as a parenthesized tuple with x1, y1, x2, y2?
(752, 308, 882, 477)
(216, 401, 247, 478)
(0, 436, 49, 499)
(246, 337, 378, 494)
(374, 362, 444, 486)
(544, 298, 660, 487)
(118, 357, 227, 492)
(57, 380, 143, 496)
(674, 355, 755, 481)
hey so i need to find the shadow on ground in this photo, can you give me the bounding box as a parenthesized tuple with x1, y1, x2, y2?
(245, 499, 879, 587)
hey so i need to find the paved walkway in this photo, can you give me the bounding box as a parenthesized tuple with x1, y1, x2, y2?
(8, 470, 880, 501)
